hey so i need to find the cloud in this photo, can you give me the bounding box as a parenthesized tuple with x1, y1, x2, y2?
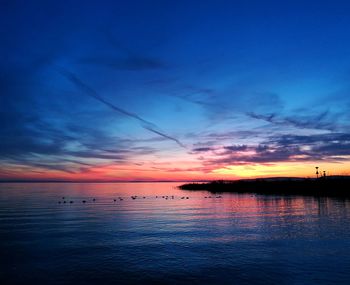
(79, 35, 167, 71)
(143, 126, 185, 148)
(79, 56, 166, 71)
(224, 145, 248, 152)
(192, 132, 350, 169)
(64, 150, 126, 160)
(58, 67, 186, 148)
(0, 72, 153, 174)
(0, 66, 165, 175)
(174, 86, 284, 121)
(247, 109, 337, 131)
(192, 147, 214, 152)
(270, 133, 350, 147)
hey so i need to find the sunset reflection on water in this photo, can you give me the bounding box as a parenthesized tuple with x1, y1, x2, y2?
(1, 182, 350, 284)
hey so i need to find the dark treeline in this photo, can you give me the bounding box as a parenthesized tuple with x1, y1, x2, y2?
(179, 176, 350, 197)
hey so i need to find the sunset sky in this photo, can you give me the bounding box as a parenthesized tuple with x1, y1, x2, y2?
(1, 0, 350, 181)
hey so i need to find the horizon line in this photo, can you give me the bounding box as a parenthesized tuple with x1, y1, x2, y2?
(1, 175, 348, 183)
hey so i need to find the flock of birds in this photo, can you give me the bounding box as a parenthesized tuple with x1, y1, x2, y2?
(57, 195, 222, 204)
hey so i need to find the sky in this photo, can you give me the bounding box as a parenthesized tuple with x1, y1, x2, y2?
(1, 0, 350, 181)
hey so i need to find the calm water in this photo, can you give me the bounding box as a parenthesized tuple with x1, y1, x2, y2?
(1, 183, 350, 285)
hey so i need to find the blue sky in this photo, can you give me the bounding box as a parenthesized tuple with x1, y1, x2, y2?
(1, 0, 350, 180)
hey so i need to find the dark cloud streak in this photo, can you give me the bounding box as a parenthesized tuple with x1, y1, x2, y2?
(247, 110, 336, 131)
(58, 68, 186, 148)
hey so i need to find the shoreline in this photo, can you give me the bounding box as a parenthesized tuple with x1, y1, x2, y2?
(179, 176, 350, 198)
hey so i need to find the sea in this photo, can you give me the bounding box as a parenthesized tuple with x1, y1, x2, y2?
(1, 182, 350, 285)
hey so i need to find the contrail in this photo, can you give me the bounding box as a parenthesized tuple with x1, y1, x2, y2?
(143, 126, 186, 148)
(57, 67, 186, 148)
